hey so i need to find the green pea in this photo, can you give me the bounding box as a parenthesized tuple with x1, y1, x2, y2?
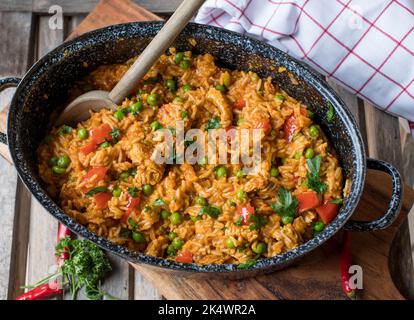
(114, 109, 125, 121)
(305, 148, 315, 159)
(182, 84, 191, 92)
(119, 171, 130, 181)
(161, 210, 170, 220)
(52, 166, 66, 174)
(237, 118, 244, 126)
(77, 128, 88, 139)
(173, 96, 183, 104)
(147, 93, 161, 106)
(195, 196, 207, 206)
(294, 152, 302, 160)
(216, 167, 227, 179)
(174, 52, 184, 64)
(57, 155, 71, 168)
(282, 216, 294, 225)
(314, 221, 325, 232)
(179, 59, 191, 70)
(223, 73, 231, 87)
(150, 121, 163, 131)
(236, 170, 244, 178)
(168, 232, 177, 241)
(275, 94, 285, 101)
(237, 189, 246, 200)
(199, 156, 208, 166)
(252, 242, 267, 254)
(167, 244, 176, 256)
(143, 184, 153, 196)
(99, 141, 111, 149)
(170, 212, 182, 225)
(226, 238, 235, 249)
(112, 187, 122, 197)
(309, 125, 319, 138)
(132, 231, 145, 243)
(215, 84, 226, 92)
(130, 101, 143, 114)
(165, 79, 177, 92)
(49, 156, 59, 167)
(270, 167, 279, 177)
(171, 238, 184, 250)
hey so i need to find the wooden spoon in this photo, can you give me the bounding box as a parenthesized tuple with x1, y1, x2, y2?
(56, 0, 205, 126)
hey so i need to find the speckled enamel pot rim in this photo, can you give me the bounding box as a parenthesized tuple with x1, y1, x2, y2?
(7, 22, 367, 273)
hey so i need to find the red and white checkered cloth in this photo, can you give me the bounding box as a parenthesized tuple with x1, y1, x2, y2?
(195, 0, 414, 136)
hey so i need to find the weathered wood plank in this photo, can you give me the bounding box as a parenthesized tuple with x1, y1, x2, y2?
(0, 11, 36, 300)
(364, 102, 414, 299)
(0, 0, 181, 14)
(24, 16, 63, 294)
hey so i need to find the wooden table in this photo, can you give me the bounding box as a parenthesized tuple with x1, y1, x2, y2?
(0, 0, 413, 300)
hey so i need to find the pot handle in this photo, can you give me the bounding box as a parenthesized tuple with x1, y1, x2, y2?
(343, 158, 403, 232)
(0, 77, 21, 146)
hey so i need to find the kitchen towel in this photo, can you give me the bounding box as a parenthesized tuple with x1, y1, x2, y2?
(195, 0, 414, 136)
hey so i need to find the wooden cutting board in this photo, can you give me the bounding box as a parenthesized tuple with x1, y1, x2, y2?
(2, 0, 414, 300)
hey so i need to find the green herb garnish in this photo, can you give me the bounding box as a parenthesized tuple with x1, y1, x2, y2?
(329, 198, 344, 205)
(199, 205, 221, 218)
(128, 187, 140, 198)
(248, 214, 268, 230)
(85, 186, 108, 197)
(327, 102, 335, 123)
(271, 187, 298, 218)
(306, 156, 327, 194)
(110, 128, 121, 143)
(205, 116, 221, 130)
(234, 216, 243, 226)
(237, 259, 257, 269)
(153, 198, 166, 206)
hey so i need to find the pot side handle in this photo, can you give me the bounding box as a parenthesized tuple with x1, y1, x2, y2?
(0, 77, 21, 163)
(343, 158, 403, 232)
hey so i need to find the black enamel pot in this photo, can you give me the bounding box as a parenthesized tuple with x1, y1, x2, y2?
(0, 22, 403, 277)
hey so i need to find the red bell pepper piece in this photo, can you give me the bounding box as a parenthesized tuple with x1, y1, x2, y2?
(283, 114, 297, 142)
(236, 204, 255, 225)
(80, 123, 112, 155)
(297, 191, 321, 213)
(257, 120, 271, 134)
(233, 99, 246, 110)
(94, 192, 112, 209)
(122, 195, 142, 223)
(315, 199, 339, 224)
(176, 251, 193, 263)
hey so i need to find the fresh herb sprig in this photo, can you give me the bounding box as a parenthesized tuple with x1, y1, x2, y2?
(271, 187, 298, 219)
(306, 155, 327, 194)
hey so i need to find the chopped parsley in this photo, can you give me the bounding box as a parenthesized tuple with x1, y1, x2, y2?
(153, 198, 166, 206)
(85, 186, 108, 197)
(127, 187, 140, 198)
(306, 156, 328, 194)
(205, 116, 221, 130)
(237, 259, 257, 269)
(326, 102, 335, 123)
(271, 187, 298, 219)
(329, 198, 344, 205)
(248, 214, 268, 230)
(110, 128, 121, 143)
(199, 205, 221, 218)
(234, 216, 243, 226)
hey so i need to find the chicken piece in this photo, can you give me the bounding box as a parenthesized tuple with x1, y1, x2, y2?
(206, 88, 233, 129)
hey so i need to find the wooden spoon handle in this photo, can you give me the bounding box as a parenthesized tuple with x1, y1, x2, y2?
(108, 0, 205, 104)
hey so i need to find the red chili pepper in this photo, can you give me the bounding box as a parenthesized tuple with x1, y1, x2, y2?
(340, 231, 357, 300)
(16, 282, 62, 301)
(57, 224, 71, 263)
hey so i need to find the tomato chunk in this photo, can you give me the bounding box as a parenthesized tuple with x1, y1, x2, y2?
(83, 166, 108, 183)
(257, 120, 271, 134)
(283, 115, 297, 142)
(80, 141, 98, 155)
(234, 99, 246, 110)
(80, 123, 112, 155)
(90, 123, 112, 145)
(236, 204, 255, 225)
(126, 196, 141, 215)
(315, 199, 339, 224)
(93, 192, 112, 209)
(176, 251, 193, 263)
(297, 191, 321, 213)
